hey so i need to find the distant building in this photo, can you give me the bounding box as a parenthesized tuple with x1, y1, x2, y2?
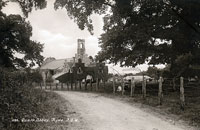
(75, 39, 91, 66)
(40, 39, 93, 84)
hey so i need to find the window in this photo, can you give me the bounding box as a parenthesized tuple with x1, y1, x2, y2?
(77, 67, 83, 74)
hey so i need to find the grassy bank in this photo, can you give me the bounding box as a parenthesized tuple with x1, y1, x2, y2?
(0, 69, 70, 130)
(1, 87, 70, 130)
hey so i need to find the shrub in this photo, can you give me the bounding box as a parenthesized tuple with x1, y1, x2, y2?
(0, 68, 61, 130)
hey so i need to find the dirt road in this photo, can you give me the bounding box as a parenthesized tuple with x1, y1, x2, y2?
(56, 91, 195, 130)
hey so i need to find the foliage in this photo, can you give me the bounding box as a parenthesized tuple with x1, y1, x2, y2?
(0, 68, 34, 129)
(54, 0, 109, 34)
(53, 0, 200, 77)
(0, 2, 67, 130)
(0, 68, 67, 130)
(10, 0, 47, 17)
(0, 1, 44, 68)
(146, 66, 160, 79)
(27, 69, 43, 84)
(4, 0, 200, 76)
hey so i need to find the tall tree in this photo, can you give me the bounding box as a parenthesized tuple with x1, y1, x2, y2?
(0, 1, 45, 68)
(10, 0, 47, 17)
(54, 0, 200, 77)
(6, 0, 200, 76)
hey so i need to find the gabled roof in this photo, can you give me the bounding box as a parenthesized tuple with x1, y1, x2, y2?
(52, 71, 68, 79)
(40, 58, 73, 70)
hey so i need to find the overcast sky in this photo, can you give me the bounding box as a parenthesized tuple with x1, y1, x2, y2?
(3, 0, 103, 59)
(2, 1, 165, 73)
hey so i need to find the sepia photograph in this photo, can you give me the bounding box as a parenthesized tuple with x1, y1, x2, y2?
(0, 0, 200, 130)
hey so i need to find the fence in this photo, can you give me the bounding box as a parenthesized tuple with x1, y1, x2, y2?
(39, 76, 200, 110)
(39, 80, 106, 92)
(111, 76, 200, 110)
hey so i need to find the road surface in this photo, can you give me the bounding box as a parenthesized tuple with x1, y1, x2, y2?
(56, 91, 196, 130)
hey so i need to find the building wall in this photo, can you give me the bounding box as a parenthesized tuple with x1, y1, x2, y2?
(75, 39, 92, 66)
(40, 38, 93, 85)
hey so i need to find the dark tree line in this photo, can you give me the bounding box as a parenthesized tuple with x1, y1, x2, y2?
(0, 0, 46, 68)
(3, 0, 200, 77)
(53, 0, 200, 77)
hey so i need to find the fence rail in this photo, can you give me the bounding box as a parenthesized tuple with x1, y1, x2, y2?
(39, 76, 200, 111)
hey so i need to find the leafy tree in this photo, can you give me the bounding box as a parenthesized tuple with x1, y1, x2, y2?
(0, 1, 44, 68)
(27, 69, 43, 84)
(146, 66, 158, 78)
(53, 0, 200, 77)
(11, 0, 47, 17)
(6, 0, 200, 76)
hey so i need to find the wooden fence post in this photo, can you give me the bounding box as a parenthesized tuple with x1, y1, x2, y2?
(85, 79, 87, 91)
(180, 77, 185, 110)
(173, 78, 176, 91)
(113, 76, 115, 94)
(103, 79, 106, 92)
(122, 78, 125, 96)
(90, 79, 92, 91)
(130, 78, 135, 97)
(71, 81, 73, 90)
(158, 77, 163, 105)
(75, 81, 77, 90)
(99, 80, 101, 91)
(61, 83, 63, 89)
(142, 77, 146, 99)
(67, 82, 69, 90)
(96, 78, 99, 91)
(79, 80, 82, 90)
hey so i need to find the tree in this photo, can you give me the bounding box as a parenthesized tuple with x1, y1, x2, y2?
(29, 70, 43, 84)
(10, 0, 47, 17)
(6, 0, 200, 76)
(53, 0, 200, 77)
(0, 1, 44, 68)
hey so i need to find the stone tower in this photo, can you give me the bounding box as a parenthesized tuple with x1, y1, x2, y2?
(75, 39, 91, 66)
(77, 39, 86, 59)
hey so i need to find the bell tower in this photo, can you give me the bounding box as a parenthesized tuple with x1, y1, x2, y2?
(77, 39, 86, 59)
(75, 39, 91, 66)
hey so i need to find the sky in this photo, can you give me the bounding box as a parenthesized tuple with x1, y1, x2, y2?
(3, 0, 103, 59)
(2, 0, 165, 74)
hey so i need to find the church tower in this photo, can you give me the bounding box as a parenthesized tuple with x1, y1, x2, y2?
(77, 39, 86, 59)
(75, 39, 91, 66)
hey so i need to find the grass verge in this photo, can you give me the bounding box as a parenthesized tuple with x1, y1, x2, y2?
(1, 86, 70, 130)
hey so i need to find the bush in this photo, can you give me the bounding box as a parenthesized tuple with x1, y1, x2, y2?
(28, 70, 43, 84)
(0, 68, 65, 130)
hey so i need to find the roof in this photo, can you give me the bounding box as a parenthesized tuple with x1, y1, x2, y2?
(40, 58, 73, 70)
(52, 71, 68, 79)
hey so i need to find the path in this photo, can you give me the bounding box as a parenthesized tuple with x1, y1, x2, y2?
(56, 91, 196, 130)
